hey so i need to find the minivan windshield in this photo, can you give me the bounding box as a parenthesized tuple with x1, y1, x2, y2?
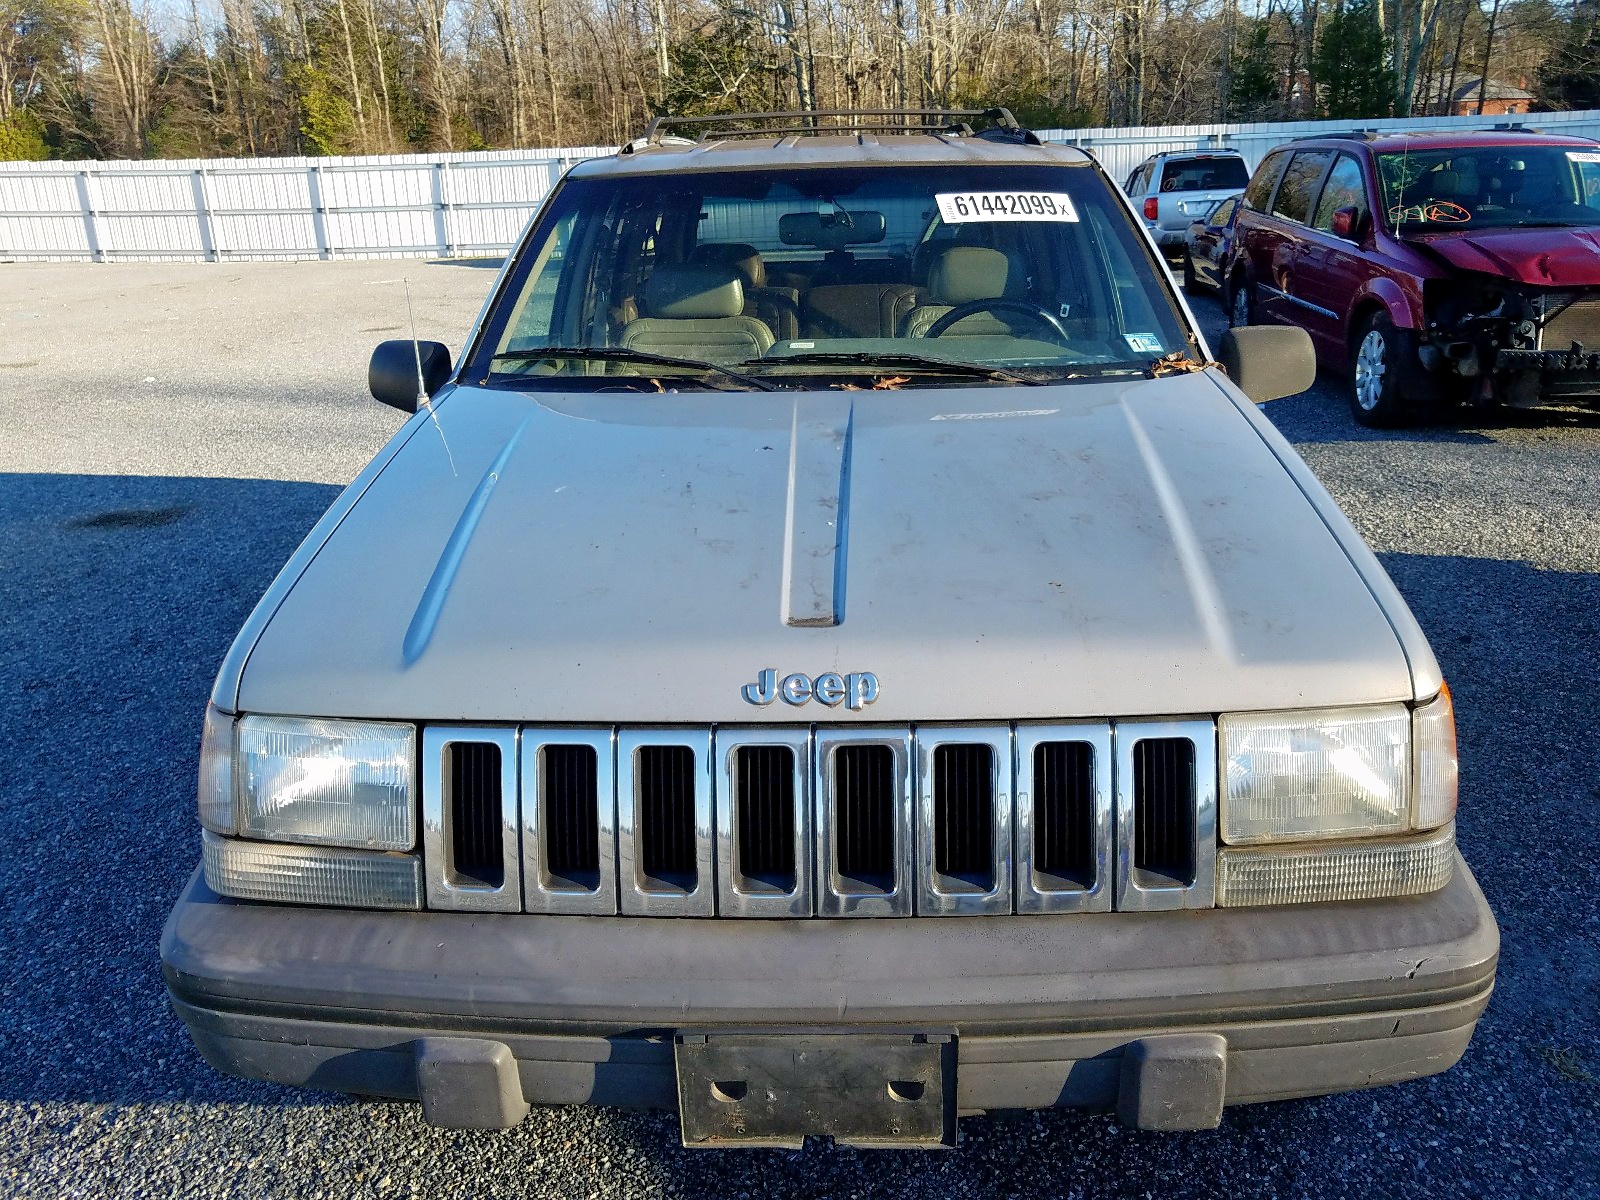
(473, 164, 1192, 390)
(1376, 145, 1600, 230)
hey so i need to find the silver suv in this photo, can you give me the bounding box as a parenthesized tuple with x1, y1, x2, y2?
(161, 108, 1496, 1149)
(1124, 149, 1251, 255)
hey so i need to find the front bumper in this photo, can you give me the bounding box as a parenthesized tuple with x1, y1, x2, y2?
(162, 859, 1497, 1135)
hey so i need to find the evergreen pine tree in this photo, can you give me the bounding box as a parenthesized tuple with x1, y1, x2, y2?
(1316, 0, 1396, 120)
(1229, 22, 1281, 119)
(1540, 5, 1600, 109)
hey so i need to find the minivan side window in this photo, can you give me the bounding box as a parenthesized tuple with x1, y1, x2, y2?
(1272, 151, 1333, 224)
(1243, 152, 1288, 211)
(1312, 154, 1369, 231)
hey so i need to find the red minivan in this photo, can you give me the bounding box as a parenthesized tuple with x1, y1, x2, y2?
(1226, 130, 1600, 425)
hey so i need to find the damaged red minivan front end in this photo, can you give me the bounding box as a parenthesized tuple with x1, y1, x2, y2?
(1228, 130, 1600, 423)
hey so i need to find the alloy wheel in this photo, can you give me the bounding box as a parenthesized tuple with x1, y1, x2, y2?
(1354, 328, 1387, 412)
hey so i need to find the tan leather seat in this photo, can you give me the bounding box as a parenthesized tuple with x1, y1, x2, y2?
(801, 284, 923, 339)
(901, 246, 1021, 338)
(689, 243, 802, 340)
(619, 264, 775, 363)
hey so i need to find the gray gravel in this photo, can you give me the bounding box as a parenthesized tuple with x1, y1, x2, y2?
(1, 262, 1598, 1199)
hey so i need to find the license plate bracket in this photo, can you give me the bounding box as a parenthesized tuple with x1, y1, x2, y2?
(674, 1030, 956, 1149)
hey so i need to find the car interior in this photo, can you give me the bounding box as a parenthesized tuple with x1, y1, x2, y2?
(491, 173, 1188, 375)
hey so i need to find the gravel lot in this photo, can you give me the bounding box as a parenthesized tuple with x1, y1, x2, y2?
(1, 260, 1597, 1199)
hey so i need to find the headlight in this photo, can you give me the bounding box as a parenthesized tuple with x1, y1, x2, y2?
(1220, 704, 1411, 844)
(236, 715, 416, 850)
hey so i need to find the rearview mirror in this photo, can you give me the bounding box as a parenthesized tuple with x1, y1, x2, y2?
(1330, 206, 1366, 241)
(369, 339, 452, 413)
(778, 210, 887, 249)
(1219, 326, 1316, 404)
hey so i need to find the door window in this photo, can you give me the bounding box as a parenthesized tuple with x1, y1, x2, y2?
(1243, 152, 1288, 211)
(1271, 151, 1333, 225)
(1312, 154, 1369, 231)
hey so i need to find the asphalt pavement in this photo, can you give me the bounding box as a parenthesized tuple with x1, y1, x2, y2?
(0, 261, 1597, 1199)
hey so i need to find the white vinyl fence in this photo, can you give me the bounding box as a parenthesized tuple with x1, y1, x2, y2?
(3, 109, 1598, 263)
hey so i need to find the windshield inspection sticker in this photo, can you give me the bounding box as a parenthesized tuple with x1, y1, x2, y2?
(1568, 151, 1600, 163)
(1125, 332, 1164, 354)
(936, 191, 1080, 223)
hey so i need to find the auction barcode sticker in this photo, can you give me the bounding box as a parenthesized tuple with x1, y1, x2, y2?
(936, 191, 1080, 223)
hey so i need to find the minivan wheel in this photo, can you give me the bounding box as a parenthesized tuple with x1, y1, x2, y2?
(1350, 312, 1415, 428)
(1229, 279, 1252, 326)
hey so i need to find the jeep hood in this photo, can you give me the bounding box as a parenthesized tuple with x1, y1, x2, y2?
(1408, 224, 1600, 286)
(233, 373, 1417, 723)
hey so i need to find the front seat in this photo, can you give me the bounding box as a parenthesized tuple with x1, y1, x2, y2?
(900, 246, 1023, 339)
(619, 264, 775, 363)
(690, 242, 801, 340)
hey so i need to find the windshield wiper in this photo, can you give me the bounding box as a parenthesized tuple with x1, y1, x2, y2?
(744, 351, 1049, 385)
(490, 346, 777, 391)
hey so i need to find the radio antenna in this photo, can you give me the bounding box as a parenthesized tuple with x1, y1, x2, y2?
(405, 278, 457, 476)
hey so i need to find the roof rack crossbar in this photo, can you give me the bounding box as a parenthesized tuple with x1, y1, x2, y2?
(641, 107, 1024, 146)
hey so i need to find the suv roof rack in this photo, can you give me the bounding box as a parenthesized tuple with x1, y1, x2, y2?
(634, 108, 1040, 148)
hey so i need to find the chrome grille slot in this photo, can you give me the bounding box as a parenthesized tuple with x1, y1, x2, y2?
(738, 747, 797, 889)
(1133, 738, 1195, 884)
(1034, 742, 1094, 883)
(542, 744, 600, 885)
(448, 742, 504, 887)
(715, 729, 812, 917)
(521, 728, 616, 914)
(935, 746, 993, 884)
(618, 729, 714, 915)
(837, 746, 894, 887)
(641, 746, 696, 885)
(916, 726, 1011, 915)
(421, 726, 520, 912)
(1114, 719, 1216, 912)
(818, 728, 913, 916)
(1016, 724, 1112, 912)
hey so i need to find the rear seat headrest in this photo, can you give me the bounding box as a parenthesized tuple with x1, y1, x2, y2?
(927, 246, 1017, 305)
(644, 264, 746, 320)
(689, 243, 767, 290)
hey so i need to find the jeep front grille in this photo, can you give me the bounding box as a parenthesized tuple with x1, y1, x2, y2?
(422, 721, 1215, 916)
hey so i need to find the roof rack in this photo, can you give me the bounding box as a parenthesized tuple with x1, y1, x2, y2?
(1292, 129, 1384, 142)
(635, 108, 1039, 148)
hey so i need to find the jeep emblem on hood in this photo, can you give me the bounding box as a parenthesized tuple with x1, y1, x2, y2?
(741, 668, 879, 710)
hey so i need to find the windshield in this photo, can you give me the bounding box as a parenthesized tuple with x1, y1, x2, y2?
(1376, 145, 1600, 231)
(471, 163, 1193, 390)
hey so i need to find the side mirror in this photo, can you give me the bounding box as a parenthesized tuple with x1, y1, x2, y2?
(1330, 206, 1366, 241)
(368, 339, 452, 413)
(1219, 326, 1316, 404)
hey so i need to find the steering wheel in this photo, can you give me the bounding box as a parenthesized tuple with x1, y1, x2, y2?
(923, 299, 1071, 343)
